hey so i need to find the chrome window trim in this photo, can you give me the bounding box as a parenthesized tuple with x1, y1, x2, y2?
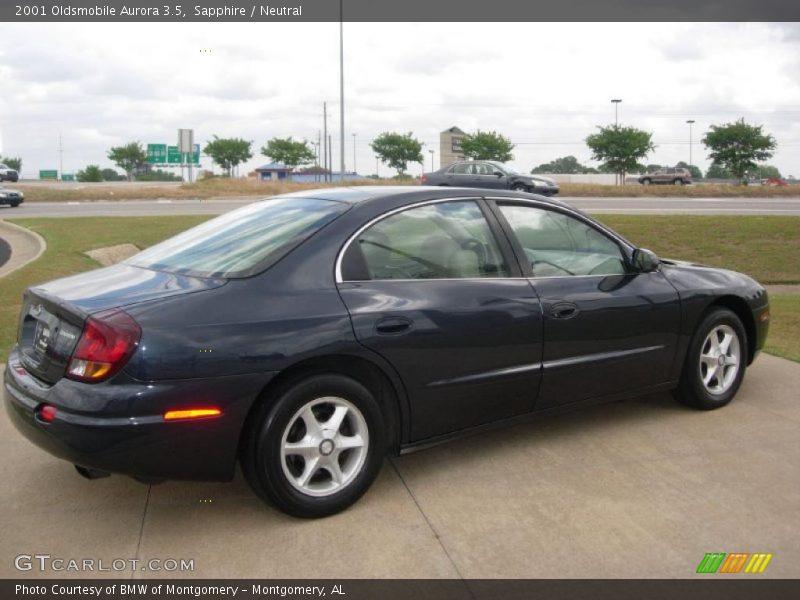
(335, 195, 636, 284)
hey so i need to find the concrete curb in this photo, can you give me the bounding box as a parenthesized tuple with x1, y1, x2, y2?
(0, 219, 47, 280)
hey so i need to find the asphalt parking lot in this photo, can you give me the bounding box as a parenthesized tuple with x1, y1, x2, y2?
(1, 353, 798, 579)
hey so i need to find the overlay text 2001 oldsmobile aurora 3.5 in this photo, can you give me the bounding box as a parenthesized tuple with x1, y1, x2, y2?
(4, 187, 769, 517)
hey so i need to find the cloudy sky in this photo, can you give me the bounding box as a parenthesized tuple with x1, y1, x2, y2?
(1, 22, 799, 178)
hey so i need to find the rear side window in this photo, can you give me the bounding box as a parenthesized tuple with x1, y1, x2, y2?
(349, 200, 510, 280)
(127, 197, 348, 278)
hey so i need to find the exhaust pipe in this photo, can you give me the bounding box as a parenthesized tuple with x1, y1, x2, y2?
(74, 465, 111, 480)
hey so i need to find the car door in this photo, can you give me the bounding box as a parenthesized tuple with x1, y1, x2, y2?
(447, 163, 473, 187)
(336, 198, 544, 441)
(475, 162, 507, 190)
(489, 199, 680, 410)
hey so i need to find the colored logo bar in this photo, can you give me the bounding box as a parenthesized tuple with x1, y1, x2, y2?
(696, 553, 773, 574)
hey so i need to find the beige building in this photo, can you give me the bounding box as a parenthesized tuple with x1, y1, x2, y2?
(439, 126, 466, 169)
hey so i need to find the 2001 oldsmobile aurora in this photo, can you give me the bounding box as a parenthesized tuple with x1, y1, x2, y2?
(4, 187, 769, 517)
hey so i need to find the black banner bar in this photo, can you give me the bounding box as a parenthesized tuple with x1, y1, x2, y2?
(3, 0, 800, 22)
(4, 579, 800, 600)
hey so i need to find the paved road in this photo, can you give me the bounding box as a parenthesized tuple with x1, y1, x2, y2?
(1, 354, 798, 579)
(2, 196, 800, 218)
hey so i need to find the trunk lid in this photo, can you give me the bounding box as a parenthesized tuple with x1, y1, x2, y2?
(17, 264, 226, 384)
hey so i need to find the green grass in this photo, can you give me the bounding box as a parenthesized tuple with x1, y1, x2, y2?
(1, 214, 799, 363)
(596, 215, 800, 284)
(763, 295, 800, 362)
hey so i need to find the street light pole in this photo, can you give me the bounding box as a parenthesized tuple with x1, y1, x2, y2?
(339, 1, 345, 177)
(686, 120, 695, 168)
(611, 99, 622, 126)
(429, 149, 434, 172)
(352, 132, 356, 175)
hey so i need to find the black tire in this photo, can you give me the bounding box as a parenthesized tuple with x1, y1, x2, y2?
(673, 178, 684, 186)
(10, 201, 20, 208)
(641, 178, 651, 185)
(241, 374, 385, 518)
(673, 307, 747, 410)
(511, 183, 528, 192)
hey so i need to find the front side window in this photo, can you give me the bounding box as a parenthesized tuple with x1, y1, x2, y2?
(498, 204, 626, 277)
(128, 197, 348, 278)
(353, 200, 510, 280)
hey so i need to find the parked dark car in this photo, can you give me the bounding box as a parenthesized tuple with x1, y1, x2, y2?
(5, 187, 768, 517)
(422, 161, 559, 196)
(638, 167, 692, 186)
(0, 186, 24, 207)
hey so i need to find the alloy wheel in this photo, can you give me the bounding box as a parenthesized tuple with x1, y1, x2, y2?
(698, 324, 741, 395)
(279, 396, 369, 497)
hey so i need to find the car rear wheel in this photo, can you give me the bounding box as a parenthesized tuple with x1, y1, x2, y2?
(241, 374, 385, 518)
(641, 178, 651, 185)
(674, 308, 747, 410)
(673, 178, 684, 185)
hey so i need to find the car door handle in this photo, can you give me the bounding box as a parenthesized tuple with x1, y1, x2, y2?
(549, 302, 580, 319)
(375, 316, 413, 335)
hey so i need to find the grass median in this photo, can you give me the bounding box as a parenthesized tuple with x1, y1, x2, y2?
(0, 214, 798, 364)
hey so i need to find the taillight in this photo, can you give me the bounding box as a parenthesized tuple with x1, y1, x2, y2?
(66, 309, 141, 382)
(421, 175, 428, 184)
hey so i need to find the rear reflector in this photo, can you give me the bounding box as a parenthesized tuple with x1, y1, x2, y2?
(67, 309, 141, 383)
(163, 408, 222, 421)
(37, 404, 57, 423)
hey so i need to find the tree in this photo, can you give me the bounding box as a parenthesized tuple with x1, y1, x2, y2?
(260, 137, 316, 172)
(76, 165, 103, 182)
(531, 155, 592, 174)
(459, 130, 514, 162)
(705, 163, 731, 179)
(585, 125, 655, 184)
(702, 119, 776, 183)
(101, 168, 125, 181)
(107, 142, 147, 181)
(675, 161, 703, 179)
(370, 132, 424, 175)
(1, 157, 22, 173)
(750, 164, 782, 179)
(203, 136, 253, 177)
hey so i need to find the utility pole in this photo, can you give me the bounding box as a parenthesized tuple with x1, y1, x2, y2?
(686, 119, 695, 168)
(328, 134, 332, 182)
(58, 132, 63, 180)
(323, 102, 328, 182)
(428, 149, 435, 172)
(352, 133, 356, 175)
(339, 0, 345, 178)
(376, 156, 379, 178)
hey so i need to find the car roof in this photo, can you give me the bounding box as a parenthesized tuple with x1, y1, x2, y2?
(275, 185, 571, 210)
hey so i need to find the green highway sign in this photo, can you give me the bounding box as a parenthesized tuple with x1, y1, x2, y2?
(39, 170, 58, 180)
(147, 143, 168, 164)
(148, 143, 200, 166)
(61, 174, 75, 182)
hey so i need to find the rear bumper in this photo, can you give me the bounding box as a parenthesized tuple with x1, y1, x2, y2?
(3, 347, 275, 481)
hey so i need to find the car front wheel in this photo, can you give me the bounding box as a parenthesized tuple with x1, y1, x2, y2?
(242, 374, 385, 518)
(673, 178, 684, 185)
(511, 183, 528, 192)
(641, 178, 651, 185)
(674, 308, 747, 410)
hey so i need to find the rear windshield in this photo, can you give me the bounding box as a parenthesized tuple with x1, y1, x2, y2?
(127, 197, 348, 278)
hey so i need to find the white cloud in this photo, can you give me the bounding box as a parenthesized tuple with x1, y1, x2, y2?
(0, 22, 799, 178)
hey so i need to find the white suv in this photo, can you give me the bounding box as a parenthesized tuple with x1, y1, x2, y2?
(0, 163, 20, 183)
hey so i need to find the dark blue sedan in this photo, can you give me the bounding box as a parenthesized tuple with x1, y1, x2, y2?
(4, 187, 769, 517)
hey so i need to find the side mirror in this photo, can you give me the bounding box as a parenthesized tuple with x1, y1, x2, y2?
(632, 248, 659, 272)
(494, 171, 504, 178)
